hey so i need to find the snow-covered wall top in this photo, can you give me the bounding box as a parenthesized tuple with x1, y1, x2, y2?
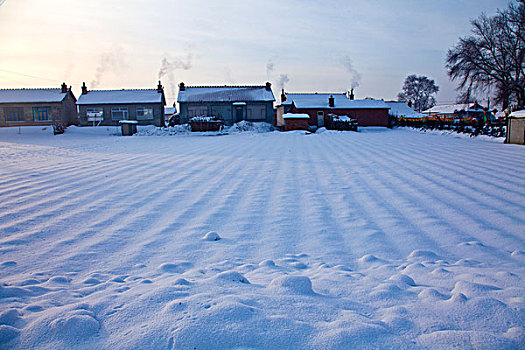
(77, 90, 163, 105)
(178, 86, 275, 103)
(0, 88, 68, 103)
(284, 93, 390, 110)
(283, 113, 310, 119)
(510, 110, 525, 118)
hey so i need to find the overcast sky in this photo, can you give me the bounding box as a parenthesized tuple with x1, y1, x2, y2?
(0, 0, 512, 105)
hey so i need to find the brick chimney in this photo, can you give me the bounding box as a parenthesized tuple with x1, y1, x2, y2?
(179, 82, 185, 91)
(329, 95, 335, 108)
(281, 89, 287, 103)
(81, 82, 88, 95)
(349, 88, 355, 100)
(265, 82, 272, 91)
(157, 80, 164, 93)
(61, 82, 68, 93)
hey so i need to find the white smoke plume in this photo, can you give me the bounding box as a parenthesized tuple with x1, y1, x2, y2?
(91, 47, 125, 89)
(266, 60, 275, 80)
(158, 53, 193, 98)
(341, 55, 361, 89)
(277, 74, 290, 92)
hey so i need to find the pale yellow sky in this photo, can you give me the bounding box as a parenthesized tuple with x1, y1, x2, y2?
(0, 0, 512, 104)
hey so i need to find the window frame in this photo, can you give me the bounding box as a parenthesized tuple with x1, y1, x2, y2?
(111, 107, 129, 121)
(4, 107, 23, 122)
(32, 106, 51, 122)
(136, 107, 154, 120)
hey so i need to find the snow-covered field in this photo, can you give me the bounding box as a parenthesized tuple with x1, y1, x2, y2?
(0, 126, 524, 349)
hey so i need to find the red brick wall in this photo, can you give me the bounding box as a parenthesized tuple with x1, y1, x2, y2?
(291, 106, 390, 127)
(284, 118, 309, 131)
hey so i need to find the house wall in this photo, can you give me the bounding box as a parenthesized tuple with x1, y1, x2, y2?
(0, 102, 63, 127)
(291, 106, 390, 127)
(61, 93, 79, 126)
(78, 103, 164, 127)
(179, 101, 274, 125)
(276, 105, 285, 127)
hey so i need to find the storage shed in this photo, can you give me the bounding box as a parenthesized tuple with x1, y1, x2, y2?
(283, 113, 309, 131)
(506, 110, 525, 145)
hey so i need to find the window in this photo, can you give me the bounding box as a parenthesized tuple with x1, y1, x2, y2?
(136, 107, 153, 120)
(188, 106, 208, 118)
(247, 106, 265, 120)
(111, 107, 129, 121)
(32, 107, 51, 121)
(86, 108, 104, 121)
(4, 107, 23, 122)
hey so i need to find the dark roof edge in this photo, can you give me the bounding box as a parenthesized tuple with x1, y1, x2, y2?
(285, 92, 348, 95)
(81, 89, 159, 93)
(183, 85, 267, 89)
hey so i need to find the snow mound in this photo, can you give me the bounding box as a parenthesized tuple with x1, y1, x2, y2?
(202, 231, 221, 241)
(50, 313, 100, 340)
(268, 275, 315, 295)
(214, 271, 250, 284)
(226, 121, 275, 134)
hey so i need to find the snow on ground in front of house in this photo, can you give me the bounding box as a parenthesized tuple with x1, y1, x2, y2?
(0, 126, 524, 350)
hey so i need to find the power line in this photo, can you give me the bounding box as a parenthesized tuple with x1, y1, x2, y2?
(0, 69, 59, 83)
(0, 74, 30, 86)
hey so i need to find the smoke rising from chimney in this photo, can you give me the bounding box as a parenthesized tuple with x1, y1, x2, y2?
(158, 53, 193, 98)
(341, 55, 361, 90)
(90, 47, 125, 89)
(277, 74, 290, 92)
(266, 60, 275, 79)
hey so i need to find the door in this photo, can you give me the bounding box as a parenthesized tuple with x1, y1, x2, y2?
(235, 107, 244, 122)
(317, 111, 324, 127)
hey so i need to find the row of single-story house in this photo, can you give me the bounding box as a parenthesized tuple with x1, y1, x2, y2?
(1, 81, 399, 130)
(0, 82, 167, 128)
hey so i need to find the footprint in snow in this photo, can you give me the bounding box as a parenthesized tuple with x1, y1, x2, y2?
(159, 261, 192, 274)
(1, 261, 16, 268)
(48, 276, 71, 284)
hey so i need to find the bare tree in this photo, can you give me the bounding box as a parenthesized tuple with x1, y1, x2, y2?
(397, 75, 439, 112)
(446, 2, 525, 109)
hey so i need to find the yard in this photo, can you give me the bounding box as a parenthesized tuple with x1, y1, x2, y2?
(0, 126, 523, 349)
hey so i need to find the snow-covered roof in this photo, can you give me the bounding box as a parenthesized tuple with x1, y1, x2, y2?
(283, 93, 390, 110)
(423, 103, 484, 114)
(510, 110, 525, 118)
(164, 107, 177, 115)
(178, 86, 275, 103)
(0, 88, 69, 103)
(77, 89, 164, 105)
(385, 101, 427, 119)
(283, 113, 310, 119)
